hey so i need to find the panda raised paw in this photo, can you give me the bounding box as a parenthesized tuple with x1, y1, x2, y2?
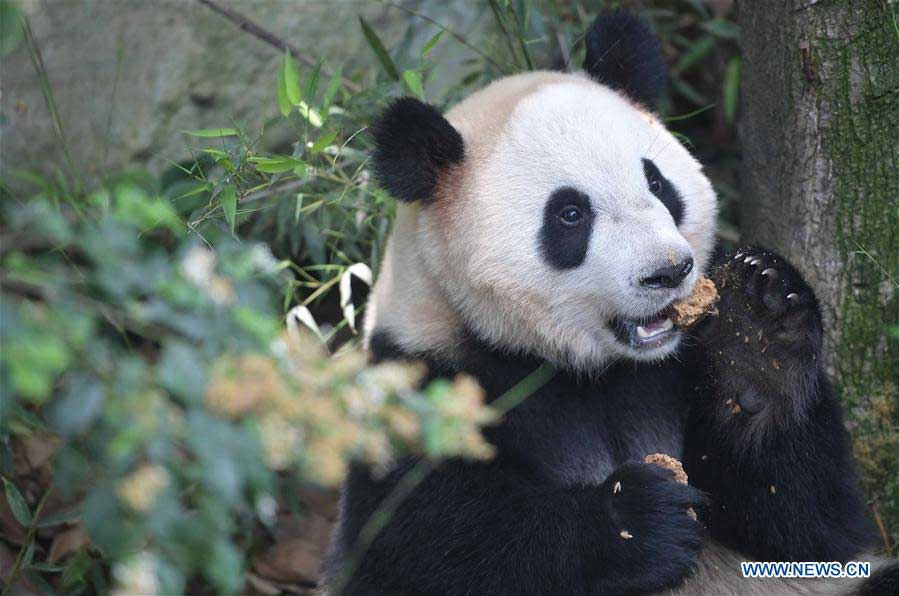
(590, 462, 705, 593)
(697, 246, 824, 402)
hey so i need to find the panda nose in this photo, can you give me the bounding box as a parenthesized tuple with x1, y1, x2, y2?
(641, 258, 694, 289)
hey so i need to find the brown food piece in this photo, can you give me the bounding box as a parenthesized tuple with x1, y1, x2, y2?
(670, 275, 719, 329)
(644, 453, 688, 484)
(644, 453, 697, 519)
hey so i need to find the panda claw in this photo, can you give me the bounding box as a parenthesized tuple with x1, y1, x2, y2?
(744, 256, 755, 264)
(734, 252, 744, 260)
(761, 268, 776, 276)
(786, 293, 799, 301)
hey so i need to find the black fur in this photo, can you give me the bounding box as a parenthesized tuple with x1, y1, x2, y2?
(540, 187, 595, 269)
(370, 97, 465, 203)
(643, 158, 685, 226)
(684, 247, 874, 562)
(584, 13, 667, 107)
(326, 248, 877, 594)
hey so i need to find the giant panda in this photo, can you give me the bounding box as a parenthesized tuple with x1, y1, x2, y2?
(323, 12, 896, 595)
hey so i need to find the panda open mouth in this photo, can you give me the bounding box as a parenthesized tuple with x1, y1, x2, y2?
(610, 305, 678, 350)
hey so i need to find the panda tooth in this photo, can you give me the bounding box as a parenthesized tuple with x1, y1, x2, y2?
(636, 325, 651, 338)
(660, 318, 673, 331)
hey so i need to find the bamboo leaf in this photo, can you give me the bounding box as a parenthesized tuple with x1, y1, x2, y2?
(277, 61, 291, 117)
(297, 101, 323, 128)
(700, 19, 740, 40)
(672, 35, 716, 75)
(283, 49, 302, 107)
(403, 70, 425, 101)
(182, 128, 238, 138)
(202, 148, 229, 159)
(421, 30, 444, 57)
(2, 477, 32, 527)
(339, 263, 373, 332)
(359, 17, 399, 81)
(723, 57, 741, 125)
(286, 305, 324, 341)
(310, 130, 338, 155)
(671, 77, 706, 106)
(248, 156, 306, 173)
(220, 185, 237, 233)
(305, 58, 323, 98)
(322, 68, 342, 112)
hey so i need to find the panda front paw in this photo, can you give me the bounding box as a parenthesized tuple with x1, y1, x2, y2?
(720, 247, 822, 345)
(697, 246, 824, 407)
(590, 463, 704, 593)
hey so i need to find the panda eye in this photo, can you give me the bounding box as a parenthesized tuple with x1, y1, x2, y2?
(648, 178, 663, 194)
(559, 205, 584, 227)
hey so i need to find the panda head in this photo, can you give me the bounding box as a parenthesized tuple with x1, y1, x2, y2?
(368, 13, 717, 371)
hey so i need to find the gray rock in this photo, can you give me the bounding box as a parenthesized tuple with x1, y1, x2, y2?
(1, 0, 490, 192)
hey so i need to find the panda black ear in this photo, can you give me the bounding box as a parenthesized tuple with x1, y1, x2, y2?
(583, 12, 666, 108)
(370, 97, 465, 203)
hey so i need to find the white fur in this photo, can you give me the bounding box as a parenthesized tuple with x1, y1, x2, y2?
(368, 71, 717, 371)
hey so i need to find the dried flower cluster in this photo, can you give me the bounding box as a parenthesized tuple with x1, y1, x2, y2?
(205, 331, 497, 486)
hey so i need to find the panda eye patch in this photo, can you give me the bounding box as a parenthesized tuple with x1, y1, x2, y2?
(642, 158, 685, 226)
(540, 187, 594, 270)
(559, 205, 584, 226)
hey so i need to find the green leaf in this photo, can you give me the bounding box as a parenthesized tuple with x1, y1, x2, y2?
(276, 61, 291, 117)
(112, 184, 182, 233)
(248, 155, 306, 173)
(297, 101, 323, 128)
(283, 49, 302, 107)
(29, 562, 66, 573)
(682, 0, 710, 17)
(671, 77, 706, 106)
(403, 70, 425, 101)
(36, 507, 81, 528)
(181, 128, 238, 138)
(220, 185, 237, 233)
(359, 17, 399, 81)
(207, 538, 243, 595)
(672, 35, 716, 75)
(700, 19, 740, 40)
(306, 58, 323, 98)
(322, 68, 343, 112)
(421, 30, 444, 57)
(723, 57, 741, 125)
(310, 130, 338, 154)
(664, 103, 716, 123)
(2, 477, 32, 527)
(1, 0, 24, 56)
(22, 540, 35, 567)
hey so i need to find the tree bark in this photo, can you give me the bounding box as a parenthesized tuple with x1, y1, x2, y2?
(739, 0, 898, 551)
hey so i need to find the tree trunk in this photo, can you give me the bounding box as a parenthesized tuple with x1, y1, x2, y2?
(739, 0, 898, 552)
